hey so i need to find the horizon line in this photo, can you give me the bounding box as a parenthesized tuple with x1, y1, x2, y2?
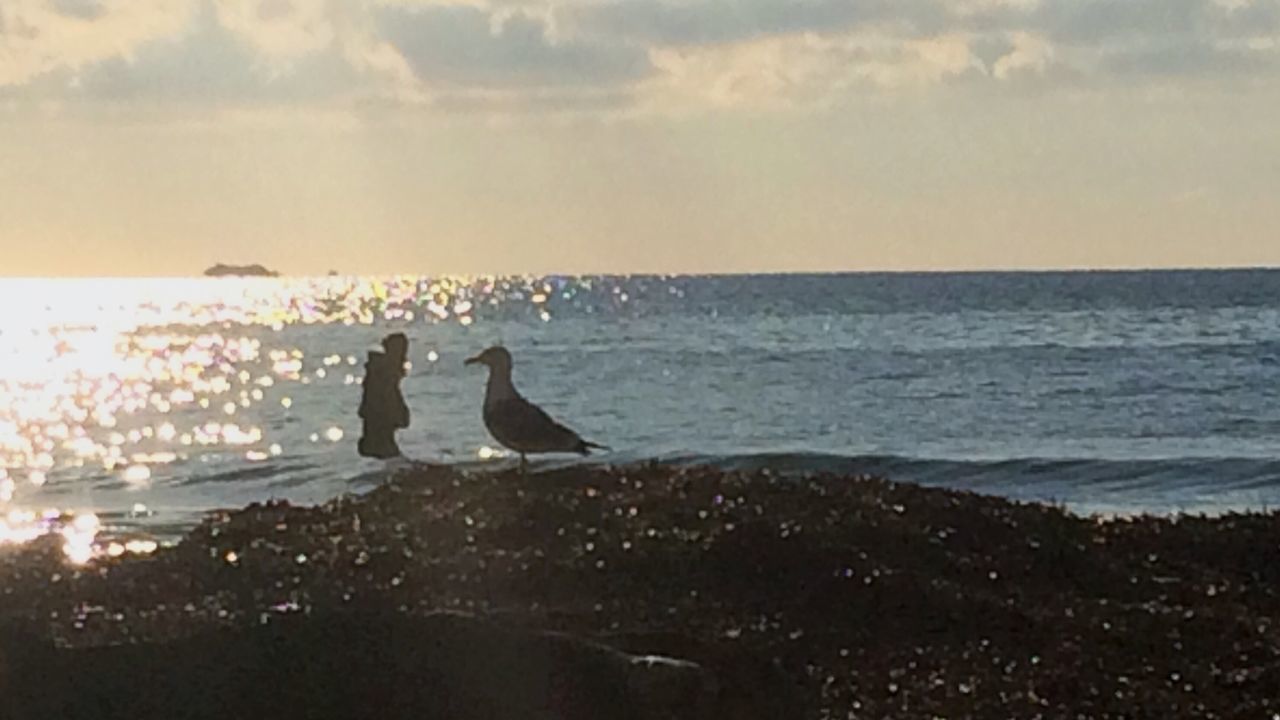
(3, 264, 1280, 281)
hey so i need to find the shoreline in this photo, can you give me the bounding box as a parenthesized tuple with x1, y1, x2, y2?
(12, 449, 1280, 556)
(4, 462, 1280, 717)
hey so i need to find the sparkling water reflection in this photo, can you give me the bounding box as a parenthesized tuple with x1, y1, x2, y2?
(0, 275, 582, 559)
(2, 271, 1280, 560)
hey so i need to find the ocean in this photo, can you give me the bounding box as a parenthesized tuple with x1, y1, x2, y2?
(2, 270, 1279, 552)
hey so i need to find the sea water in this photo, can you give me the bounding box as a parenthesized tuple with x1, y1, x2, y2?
(2, 270, 1279, 550)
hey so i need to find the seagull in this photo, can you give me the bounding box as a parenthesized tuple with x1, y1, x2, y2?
(465, 346, 608, 471)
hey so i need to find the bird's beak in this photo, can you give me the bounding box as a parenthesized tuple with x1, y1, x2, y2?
(464, 355, 482, 367)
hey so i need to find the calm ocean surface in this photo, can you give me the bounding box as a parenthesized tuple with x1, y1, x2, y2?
(2, 270, 1279, 553)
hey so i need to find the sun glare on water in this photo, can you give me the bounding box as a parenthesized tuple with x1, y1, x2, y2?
(0, 274, 593, 562)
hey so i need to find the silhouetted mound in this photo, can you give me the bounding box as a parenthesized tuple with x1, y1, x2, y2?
(203, 263, 279, 277)
(3, 463, 1280, 718)
(1, 611, 715, 720)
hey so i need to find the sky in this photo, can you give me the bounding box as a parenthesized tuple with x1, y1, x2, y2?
(1, 0, 1278, 276)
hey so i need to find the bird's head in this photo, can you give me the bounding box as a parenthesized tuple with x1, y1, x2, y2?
(465, 345, 513, 373)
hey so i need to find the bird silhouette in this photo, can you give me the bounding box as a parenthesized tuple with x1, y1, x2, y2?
(465, 346, 607, 471)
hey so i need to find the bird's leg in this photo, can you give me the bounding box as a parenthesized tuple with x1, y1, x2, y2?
(519, 453, 528, 475)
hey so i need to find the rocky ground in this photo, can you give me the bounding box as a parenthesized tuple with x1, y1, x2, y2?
(2, 462, 1280, 718)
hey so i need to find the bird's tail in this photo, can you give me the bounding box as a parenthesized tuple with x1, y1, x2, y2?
(578, 440, 611, 455)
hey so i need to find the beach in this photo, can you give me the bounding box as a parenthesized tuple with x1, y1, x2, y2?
(3, 462, 1278, 718)
(6, 0, 1280, 711)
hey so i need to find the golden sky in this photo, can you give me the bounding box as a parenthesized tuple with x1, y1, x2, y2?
(2, 0, 1279, 276)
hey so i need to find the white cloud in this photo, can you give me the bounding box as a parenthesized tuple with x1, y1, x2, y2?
(213, 0, 337, 63)
(376, 5, 650, 89)
(0, 0, 195, 86)
(992, 30, 1053, 79)
(2, 0, 422, 107)
(641, 29, 983, 113)
(1, 0, 1277, 114)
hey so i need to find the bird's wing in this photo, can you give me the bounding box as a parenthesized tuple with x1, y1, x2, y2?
(486, 397, 582, 451)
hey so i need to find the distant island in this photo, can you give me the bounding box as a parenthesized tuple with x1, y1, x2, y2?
(203, 263, 279, 278)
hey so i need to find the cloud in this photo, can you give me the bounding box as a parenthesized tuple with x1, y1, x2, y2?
(991, 31, 1053, 80)
(375, 4, 651, 90)
(568, 0, 950, 48)
(1, 0, 417, 106)
(430, 85, 635, 114)
(74, 3, 358, 103)
(1101, 40, 1270, 77)
(214, 0, 337, 62)
(563, 0, 1280, 114)
(1, 0, 1278, 115)
(0, 0, 195, 87)
(1032, 0, 1207, 45)
(49, 0, 107, 21)
(640, 30, 984, 112)
(1218, 0, 1280, 37)
(1023, 0, 1280, 83)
